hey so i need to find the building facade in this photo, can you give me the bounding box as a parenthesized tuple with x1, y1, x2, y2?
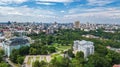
(2, 37, 30, 57)
(73, 40, 94, 58)
(74, 21, 80, 28)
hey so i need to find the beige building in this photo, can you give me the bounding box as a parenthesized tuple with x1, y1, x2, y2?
(3, 31, 13, 39)
(74, 21, 80, 28)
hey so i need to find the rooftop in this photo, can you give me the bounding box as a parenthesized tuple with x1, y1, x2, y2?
(113, 64, 120, 67)
(5, 37, 29, 46)
(75, 40, 94, 46)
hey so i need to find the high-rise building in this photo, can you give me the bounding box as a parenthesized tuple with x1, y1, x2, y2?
(74, 21, 80, 28)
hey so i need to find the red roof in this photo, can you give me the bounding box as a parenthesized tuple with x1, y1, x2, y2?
(113, 64, 120, 67)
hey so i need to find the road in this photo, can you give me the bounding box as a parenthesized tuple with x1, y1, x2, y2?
(3, 48, 70, 67)
(4, 57, 16, 67)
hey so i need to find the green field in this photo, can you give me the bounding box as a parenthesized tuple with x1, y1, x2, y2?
(51, 43, 71, 51)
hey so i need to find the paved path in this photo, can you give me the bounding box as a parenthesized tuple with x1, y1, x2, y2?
(23, 48, 70, 67)
(5, 58, 16, 67)
(24, 55, 51, 67)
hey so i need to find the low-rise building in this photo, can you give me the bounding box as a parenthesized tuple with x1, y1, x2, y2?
(2, 37, 30, 57)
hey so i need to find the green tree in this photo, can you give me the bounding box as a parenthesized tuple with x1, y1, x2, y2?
(32, 60, 47, 67)
(10, 49, 19, 63)
(50, 57, 61, 67)
(29, 47, 37, 55)
(32, 60, 40, 67)
(0, 49, 4, 62)
(0, 62, 9, 67)
(67, 49, 74, 58)
(41, 46, 48, 55)
(48, 46, 56, 53)
(0, 49, 4, 55)
(39, 61, 47, 67)
(106, 50, 120, 65)
(19, 46, 30, 56)
(72, 51, 85, 67)
(61, 57, 72, 67)
(86, 54, 110, 67)
(75, 51, 84, 59)
(95, 45, 108, 56)
(17, 56, 24, 64)
(0, 55, 2, 63)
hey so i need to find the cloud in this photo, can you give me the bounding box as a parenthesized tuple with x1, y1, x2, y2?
(60, 10, 65, 13)
(36, 0, 74, 3)
(0, 0, 119, 24)
(0, 6, 55, 16)
(0, 5, 120, 23)
(0, 0, 27, 5)
(0, 6, 57, 22)
(68, 7, 104, 14)
(65, 7, 120, 23)
(35, 0, 78, 5)
(36, 2, 56, 5)
(87, 0, 115, 6)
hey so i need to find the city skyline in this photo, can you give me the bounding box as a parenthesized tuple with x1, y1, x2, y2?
(0, 0, 120, 24)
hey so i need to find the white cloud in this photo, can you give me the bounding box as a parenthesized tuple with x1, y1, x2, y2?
(0, 6, 55, 16)
(0, 0, 119, 24)
(68, 8, 80, 14)
(36, 0, 74, 3)
(36, 0, 76, 5)
(0, 0, 27, 5)
(36, 2, 56, 5)
(65, 7, 120, 23)
(68, 7, 105, 14)
(0, 6, 57, 22)
(60, 10, 65, 13)
(87, 0, 114, 6)
(0, 5, 120, 23)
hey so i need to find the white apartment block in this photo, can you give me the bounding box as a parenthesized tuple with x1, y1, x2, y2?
(73, 40, 94, 58)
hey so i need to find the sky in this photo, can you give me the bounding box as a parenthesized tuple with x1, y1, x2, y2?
(0, 0, 120, 24)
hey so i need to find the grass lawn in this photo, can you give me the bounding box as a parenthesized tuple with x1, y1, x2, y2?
(71, 58, 77, 63)
(26, 43, 71, 65)
(51, 55, 63, 62)
(15, 64, 21, 67)
(27, 57, 32, 64)
(36, 56, 40, 61)
(57, 46, 71, 51)
(44, 56, 47, 62)
(51, 43, 71, 51)
(51, 53, 60, 58)
(56, 55, 63, 62)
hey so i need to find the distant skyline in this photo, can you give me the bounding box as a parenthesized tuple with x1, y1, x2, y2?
(0, 0, 120, 24)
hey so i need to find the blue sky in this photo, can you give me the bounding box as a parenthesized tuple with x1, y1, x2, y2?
(0, 0, 120, 24)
